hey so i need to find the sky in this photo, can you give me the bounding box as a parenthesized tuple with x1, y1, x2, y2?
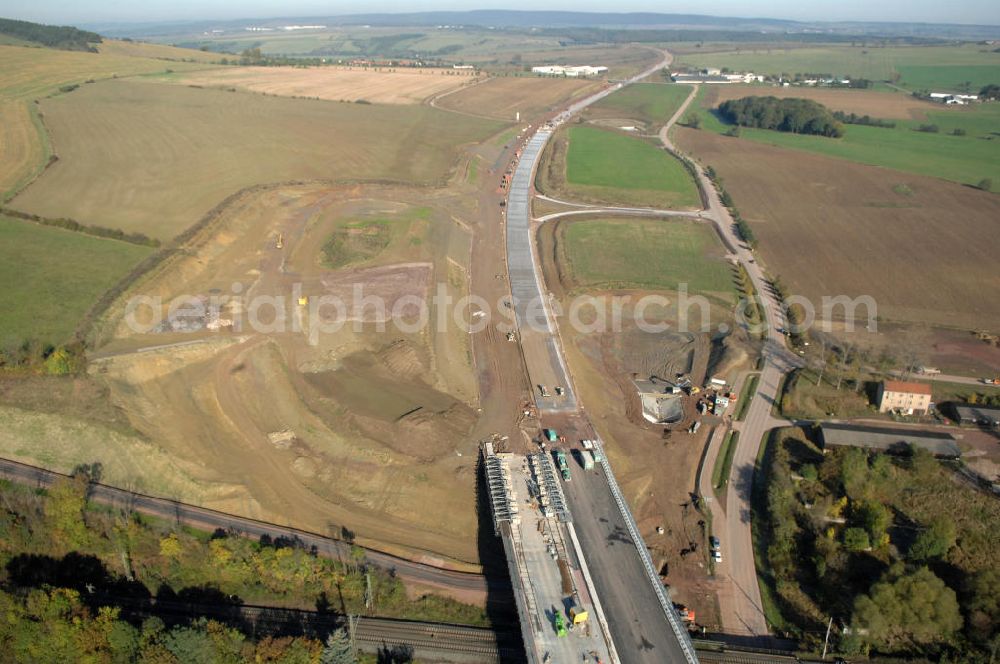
(3, 0, 999, 27)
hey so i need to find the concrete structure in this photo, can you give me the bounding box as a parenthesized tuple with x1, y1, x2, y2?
(480, 444, 612, 664)
(820, 423, 960, 458)
(951, 404, 1000, 428)
(531, 65, 609, 77)
(877, 380, 932, 414)
(634, 377, 683, 423)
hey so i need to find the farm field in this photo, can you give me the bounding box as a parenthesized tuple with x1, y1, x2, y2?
(177, 65, 478, 104)
(0, 42, 218, 201)
(0, 216, 153, 346)
(0, 43, 213, 100)
(674, 126, 1000, 331)
(709, 84, 941, 119)
(690, 86, 1000, 187)
(10, 79, 503, 239)
(0, 101, 47, 200)
(676, 43, 1000, 92)
(552, 217, 734, 301)
(584, 81, 692, 129)
(96, 38, 226, 62)
(540, 125, 701, 208)
(434, 75, 600, 120)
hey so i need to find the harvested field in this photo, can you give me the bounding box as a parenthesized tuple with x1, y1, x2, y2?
(0, 101, 46, 200)
(709, 84, 940, 120)
(178, 66, 477, 104)
(96, 38, 226, 63)
(0, 216, 152, 345)
(435, 76, 600, 120)
(675, 127, 1000, 331)
(11, 79, 502, 239)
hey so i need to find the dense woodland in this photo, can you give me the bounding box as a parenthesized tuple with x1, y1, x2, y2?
(0, 18, 101, 51)
(759, 431, 1000, 661)
(0, 474, 485, 662)
(718, 96, 845, 137)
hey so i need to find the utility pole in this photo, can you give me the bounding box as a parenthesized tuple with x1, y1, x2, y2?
(347, 614, 358, 658)
(821, 615, 834, 659)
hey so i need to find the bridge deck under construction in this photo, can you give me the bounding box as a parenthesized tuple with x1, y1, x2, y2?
(482, 444, 611, 664)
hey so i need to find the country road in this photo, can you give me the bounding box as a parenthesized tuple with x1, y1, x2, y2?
(661, 84, 803, 641)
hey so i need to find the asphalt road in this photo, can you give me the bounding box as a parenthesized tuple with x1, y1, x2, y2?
(0, 457, 505, 600)
(562, 460, 693, 664)
(662, 86, 803, 641)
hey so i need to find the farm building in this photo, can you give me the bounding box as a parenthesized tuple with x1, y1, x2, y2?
(819, 423, 960, 458)
(950, 404, 1000, 428)
(877, 380, 932, 415)
(531, 65, 608, 77)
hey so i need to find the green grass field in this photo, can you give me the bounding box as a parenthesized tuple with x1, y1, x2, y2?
(712, 430, 739, 492)
(557, 217, 732, 297)
(689, 86, 1000, 186)
(586, 82, 692, 127)
(564, 125, 700, 206)
(0, 217, 153, 345)
(677, 43, 1000, 92)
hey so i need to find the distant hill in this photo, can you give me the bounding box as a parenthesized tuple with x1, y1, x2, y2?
(91, 10, 1000, 41)
(0, 17, 102, 52)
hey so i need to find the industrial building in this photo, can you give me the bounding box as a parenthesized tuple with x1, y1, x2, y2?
(819, 422, 960, 458)
(531, 65, 608, 77)
(950, 404, 1000, 428)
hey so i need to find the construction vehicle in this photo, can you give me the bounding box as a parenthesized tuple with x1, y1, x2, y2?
(554, 612, 567, 637)
(539, 385, 551, 398)
(506, 332, 516, 342)
(982, 377, 1000, 385)
(297, 296, 308, 307)
(275, 233, 283, 249)
(554, 386, 564, 396)
(544, 429, 558, 443)
(569, 602, 589, 625)
(555, 450, 571, 481)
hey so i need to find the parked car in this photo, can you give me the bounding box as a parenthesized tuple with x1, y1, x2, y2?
(709, 536, 720, 550)
(712, 550, 722, 563)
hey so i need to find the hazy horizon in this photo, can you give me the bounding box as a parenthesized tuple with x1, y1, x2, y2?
(3, 2, 1000, 29)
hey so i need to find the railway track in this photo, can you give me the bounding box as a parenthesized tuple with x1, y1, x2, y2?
(354, 617, 521, 662)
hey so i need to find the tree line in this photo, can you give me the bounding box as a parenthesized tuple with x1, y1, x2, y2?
(0, 17, 101, 52)
(831, 111, 895, 128)
(718, 96, 844, 138)
(0, 473, 488, 662)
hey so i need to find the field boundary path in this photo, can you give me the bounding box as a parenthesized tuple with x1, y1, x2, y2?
(660, 84, 805, 643)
